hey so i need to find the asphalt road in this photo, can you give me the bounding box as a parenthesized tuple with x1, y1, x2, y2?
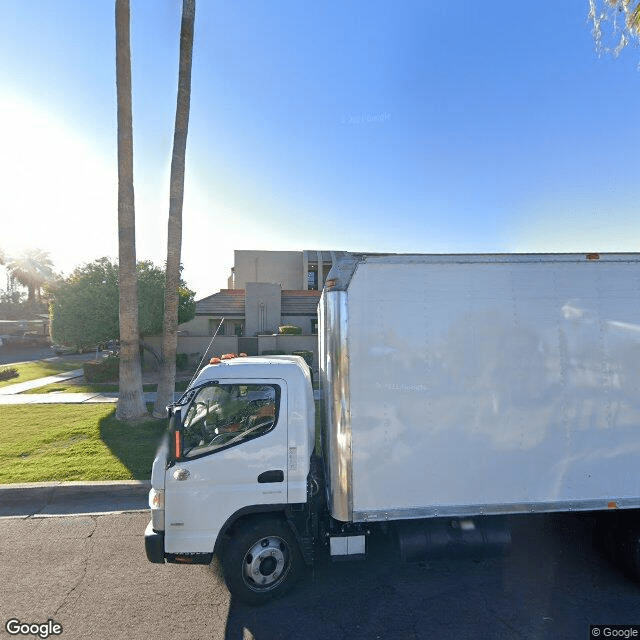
(1, 511, 639, 640)
(0, 345, 100, 365)
(0, 345, 55, 365)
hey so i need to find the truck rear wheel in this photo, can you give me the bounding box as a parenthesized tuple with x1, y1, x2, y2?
(621, 526, 640, 581)
(594, 514, 640, 581)
(221, 517, 303, 605)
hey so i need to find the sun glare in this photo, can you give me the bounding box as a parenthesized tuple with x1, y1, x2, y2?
(0, 94, 118, 276)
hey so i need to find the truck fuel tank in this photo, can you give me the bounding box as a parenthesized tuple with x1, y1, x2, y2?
(396, 517, 511, 563)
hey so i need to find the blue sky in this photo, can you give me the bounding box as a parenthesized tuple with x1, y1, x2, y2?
(1, 1, 639, 298)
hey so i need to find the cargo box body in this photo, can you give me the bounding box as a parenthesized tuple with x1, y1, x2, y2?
(320, 254, 640, 523)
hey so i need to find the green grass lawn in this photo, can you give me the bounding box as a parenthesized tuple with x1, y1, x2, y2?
(0, 405, 166, 483)
(0, 360, 80, 389)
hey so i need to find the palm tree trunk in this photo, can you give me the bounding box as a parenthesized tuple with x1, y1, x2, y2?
(153, 0, 196, 418)
(115, 0, 147, 422)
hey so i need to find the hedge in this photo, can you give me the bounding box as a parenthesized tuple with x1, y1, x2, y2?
(83, 356, 119, 383)
(278, 325, 302, 335)
(292, 350, 314, 367)
(0, 368, 19, 382)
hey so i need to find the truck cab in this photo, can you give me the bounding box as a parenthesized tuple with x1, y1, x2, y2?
(145, 356, 316, 603)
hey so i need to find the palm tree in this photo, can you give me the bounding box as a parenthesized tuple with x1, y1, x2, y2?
(589, 0, 640, 55)
(6, 249, 55, 303)
(115, 0, 147, 421)
(153, 0, 196, 418)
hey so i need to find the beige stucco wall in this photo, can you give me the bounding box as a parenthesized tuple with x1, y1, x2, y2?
(257, 335, 318, 374)
(179, 315, 315, 337)
(145, 334, 317, 371)
(178, 317, 242, 338)
(145, 335, 240, 360)
(233, 250, 304, 290)
(177, 316, 210, 336)
(280, 315, 317, 335)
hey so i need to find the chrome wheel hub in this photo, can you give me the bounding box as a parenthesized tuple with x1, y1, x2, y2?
(243, 536, 288, 590)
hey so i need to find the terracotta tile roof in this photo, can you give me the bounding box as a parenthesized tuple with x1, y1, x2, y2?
(281, 290, 322, 316)
(195, 289, 245, 317)
(195, 288, 322, 318)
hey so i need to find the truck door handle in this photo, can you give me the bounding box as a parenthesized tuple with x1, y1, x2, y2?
(258, 470, 284, 483)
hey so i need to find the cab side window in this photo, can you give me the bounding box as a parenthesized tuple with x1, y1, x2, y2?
(181, 384, 278, 459)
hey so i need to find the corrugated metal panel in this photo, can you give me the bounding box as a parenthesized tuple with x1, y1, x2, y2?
(321, 252, 640, 521)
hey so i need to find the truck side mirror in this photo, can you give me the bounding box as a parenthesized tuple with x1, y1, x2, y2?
(168, 407, 182, 463)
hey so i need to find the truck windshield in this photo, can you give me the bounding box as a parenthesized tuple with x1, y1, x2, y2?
(180, 383, 279, 459)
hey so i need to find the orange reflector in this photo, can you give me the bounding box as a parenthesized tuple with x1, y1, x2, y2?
(607, 501, 618, 509)
(175, 431, 181, 459)
(586, 253, 600, 261)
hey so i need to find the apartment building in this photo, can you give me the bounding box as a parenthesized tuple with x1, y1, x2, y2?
(171, 250, 345, 369)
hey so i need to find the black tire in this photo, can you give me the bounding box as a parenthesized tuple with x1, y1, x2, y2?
(593, 514, 622, 564)
(620, 525, 640, 582)
(221, 516, 303, 605)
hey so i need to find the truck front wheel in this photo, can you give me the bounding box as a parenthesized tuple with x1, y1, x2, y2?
(221, 517, 303, 605)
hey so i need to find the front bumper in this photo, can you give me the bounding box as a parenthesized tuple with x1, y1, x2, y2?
(145, 520, 165, 564)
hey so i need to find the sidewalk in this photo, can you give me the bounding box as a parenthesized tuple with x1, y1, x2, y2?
(0, 391, 160, 404)
(0, 368, 84, 394)
(0, 369, 159, 404)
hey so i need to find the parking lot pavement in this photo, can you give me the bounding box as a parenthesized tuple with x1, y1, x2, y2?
(0, 512, 231, 640)
(2, 511, 640, 640)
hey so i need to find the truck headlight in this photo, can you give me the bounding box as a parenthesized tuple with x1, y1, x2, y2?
(149, 488, 165, 531)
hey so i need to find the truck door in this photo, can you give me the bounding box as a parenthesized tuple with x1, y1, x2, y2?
(164, 380, 288, 555)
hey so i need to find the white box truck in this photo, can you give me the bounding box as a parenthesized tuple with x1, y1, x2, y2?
(145, 253, 640, 603)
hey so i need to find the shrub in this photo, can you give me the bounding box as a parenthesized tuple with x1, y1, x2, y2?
(176, 353, 189, 370)
(0, 367, 19, 382)
(278, 325, 302, 335)
(84, 356, 119, 383)
(292, 350, 314, 367)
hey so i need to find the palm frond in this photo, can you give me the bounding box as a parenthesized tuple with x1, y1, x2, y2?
(628, 1, 640, 32)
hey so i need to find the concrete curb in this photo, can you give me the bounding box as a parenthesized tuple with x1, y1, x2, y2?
(0, 480, 151, 517)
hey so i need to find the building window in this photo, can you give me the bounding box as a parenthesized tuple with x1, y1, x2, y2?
(209, 318, 225, 336)
(311, 319, 318, 335)
(308, 267, 318, 290)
